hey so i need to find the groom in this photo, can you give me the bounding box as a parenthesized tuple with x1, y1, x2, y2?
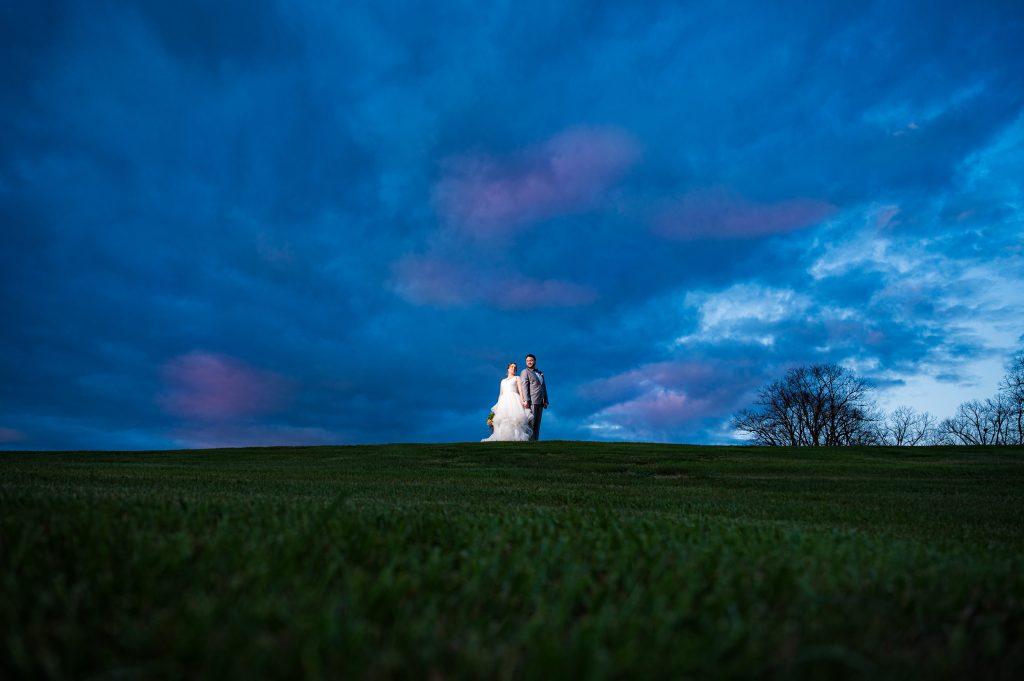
(520, 353, 549, 441)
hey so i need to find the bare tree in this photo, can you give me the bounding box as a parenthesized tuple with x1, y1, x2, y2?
(940, 351, 1024, 446)
(939, 399, 1003, 445)
(987, 394, 1014, 444)
(881, 405, 936, 446)
(998, 351, 1024, 445)
(911, 410, 937, 445)
(936, 349, 1024, 446)
(732, 364, 880, 446)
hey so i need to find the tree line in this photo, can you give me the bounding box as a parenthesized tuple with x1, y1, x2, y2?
(732, 351, 1024, 446)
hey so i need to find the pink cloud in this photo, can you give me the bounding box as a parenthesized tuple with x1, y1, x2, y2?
(580, 360, 767, 436)
(433, 126, 641, 237)
(601, 389, 718, 429)
(0, 427, 27, 443)
(578, 362, 718, 402)
(392, 255, 596, 309)
(158, 351, 290, 421)
(654, 188, 836, 240)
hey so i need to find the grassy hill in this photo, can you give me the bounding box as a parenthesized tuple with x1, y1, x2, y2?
(2, 442, 1022, 679)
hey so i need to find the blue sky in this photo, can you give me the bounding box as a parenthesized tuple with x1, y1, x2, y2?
(2, 0, 1023, 449)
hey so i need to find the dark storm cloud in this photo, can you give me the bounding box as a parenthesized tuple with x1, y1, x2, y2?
(1, 0, 1022, 448)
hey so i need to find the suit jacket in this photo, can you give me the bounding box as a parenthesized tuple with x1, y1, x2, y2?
(520, 368, 548, 407)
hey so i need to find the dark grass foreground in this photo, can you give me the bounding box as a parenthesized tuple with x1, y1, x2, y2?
(2, 443, 1023, 679)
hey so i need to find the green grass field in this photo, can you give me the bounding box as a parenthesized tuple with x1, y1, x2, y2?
(2, 442, 1022, 679)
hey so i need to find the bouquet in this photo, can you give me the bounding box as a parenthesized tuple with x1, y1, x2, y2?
(487, 411, 494, 430)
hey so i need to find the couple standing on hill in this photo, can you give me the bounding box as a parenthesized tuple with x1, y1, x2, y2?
(482, 354, 549, 442)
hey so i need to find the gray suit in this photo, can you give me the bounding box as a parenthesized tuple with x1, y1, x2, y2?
(520, 368, 549, 440)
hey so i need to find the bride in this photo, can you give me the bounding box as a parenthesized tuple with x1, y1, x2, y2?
(482, 362, 533, 442)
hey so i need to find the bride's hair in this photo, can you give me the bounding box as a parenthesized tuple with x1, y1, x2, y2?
(507, 362, 517, 371)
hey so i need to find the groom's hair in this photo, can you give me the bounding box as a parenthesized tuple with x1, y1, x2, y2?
(525, 354, 536, 361)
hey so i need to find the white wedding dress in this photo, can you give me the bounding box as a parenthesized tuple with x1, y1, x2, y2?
(482, 377, 533, 442)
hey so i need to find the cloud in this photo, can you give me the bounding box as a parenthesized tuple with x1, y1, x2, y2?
(809, 205, 920, 280)
(2, 1, 1022, 450)
(0, 427, 27, 443)
(158, 351, 291, 421)
(676, 284, 814, 347)
(578, 361, 717, 403)
(433, 126, 641, 237)
(167, 423, 343, 449)
(592, 389, 703, 432)
(583, 391, 700, 441)
(570, 179, 1021, 443)
(128, 0, 302, 72)
(654, 188, 837, 240)
(577, 360, 761, 441)
(392, 255, 597, 309)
